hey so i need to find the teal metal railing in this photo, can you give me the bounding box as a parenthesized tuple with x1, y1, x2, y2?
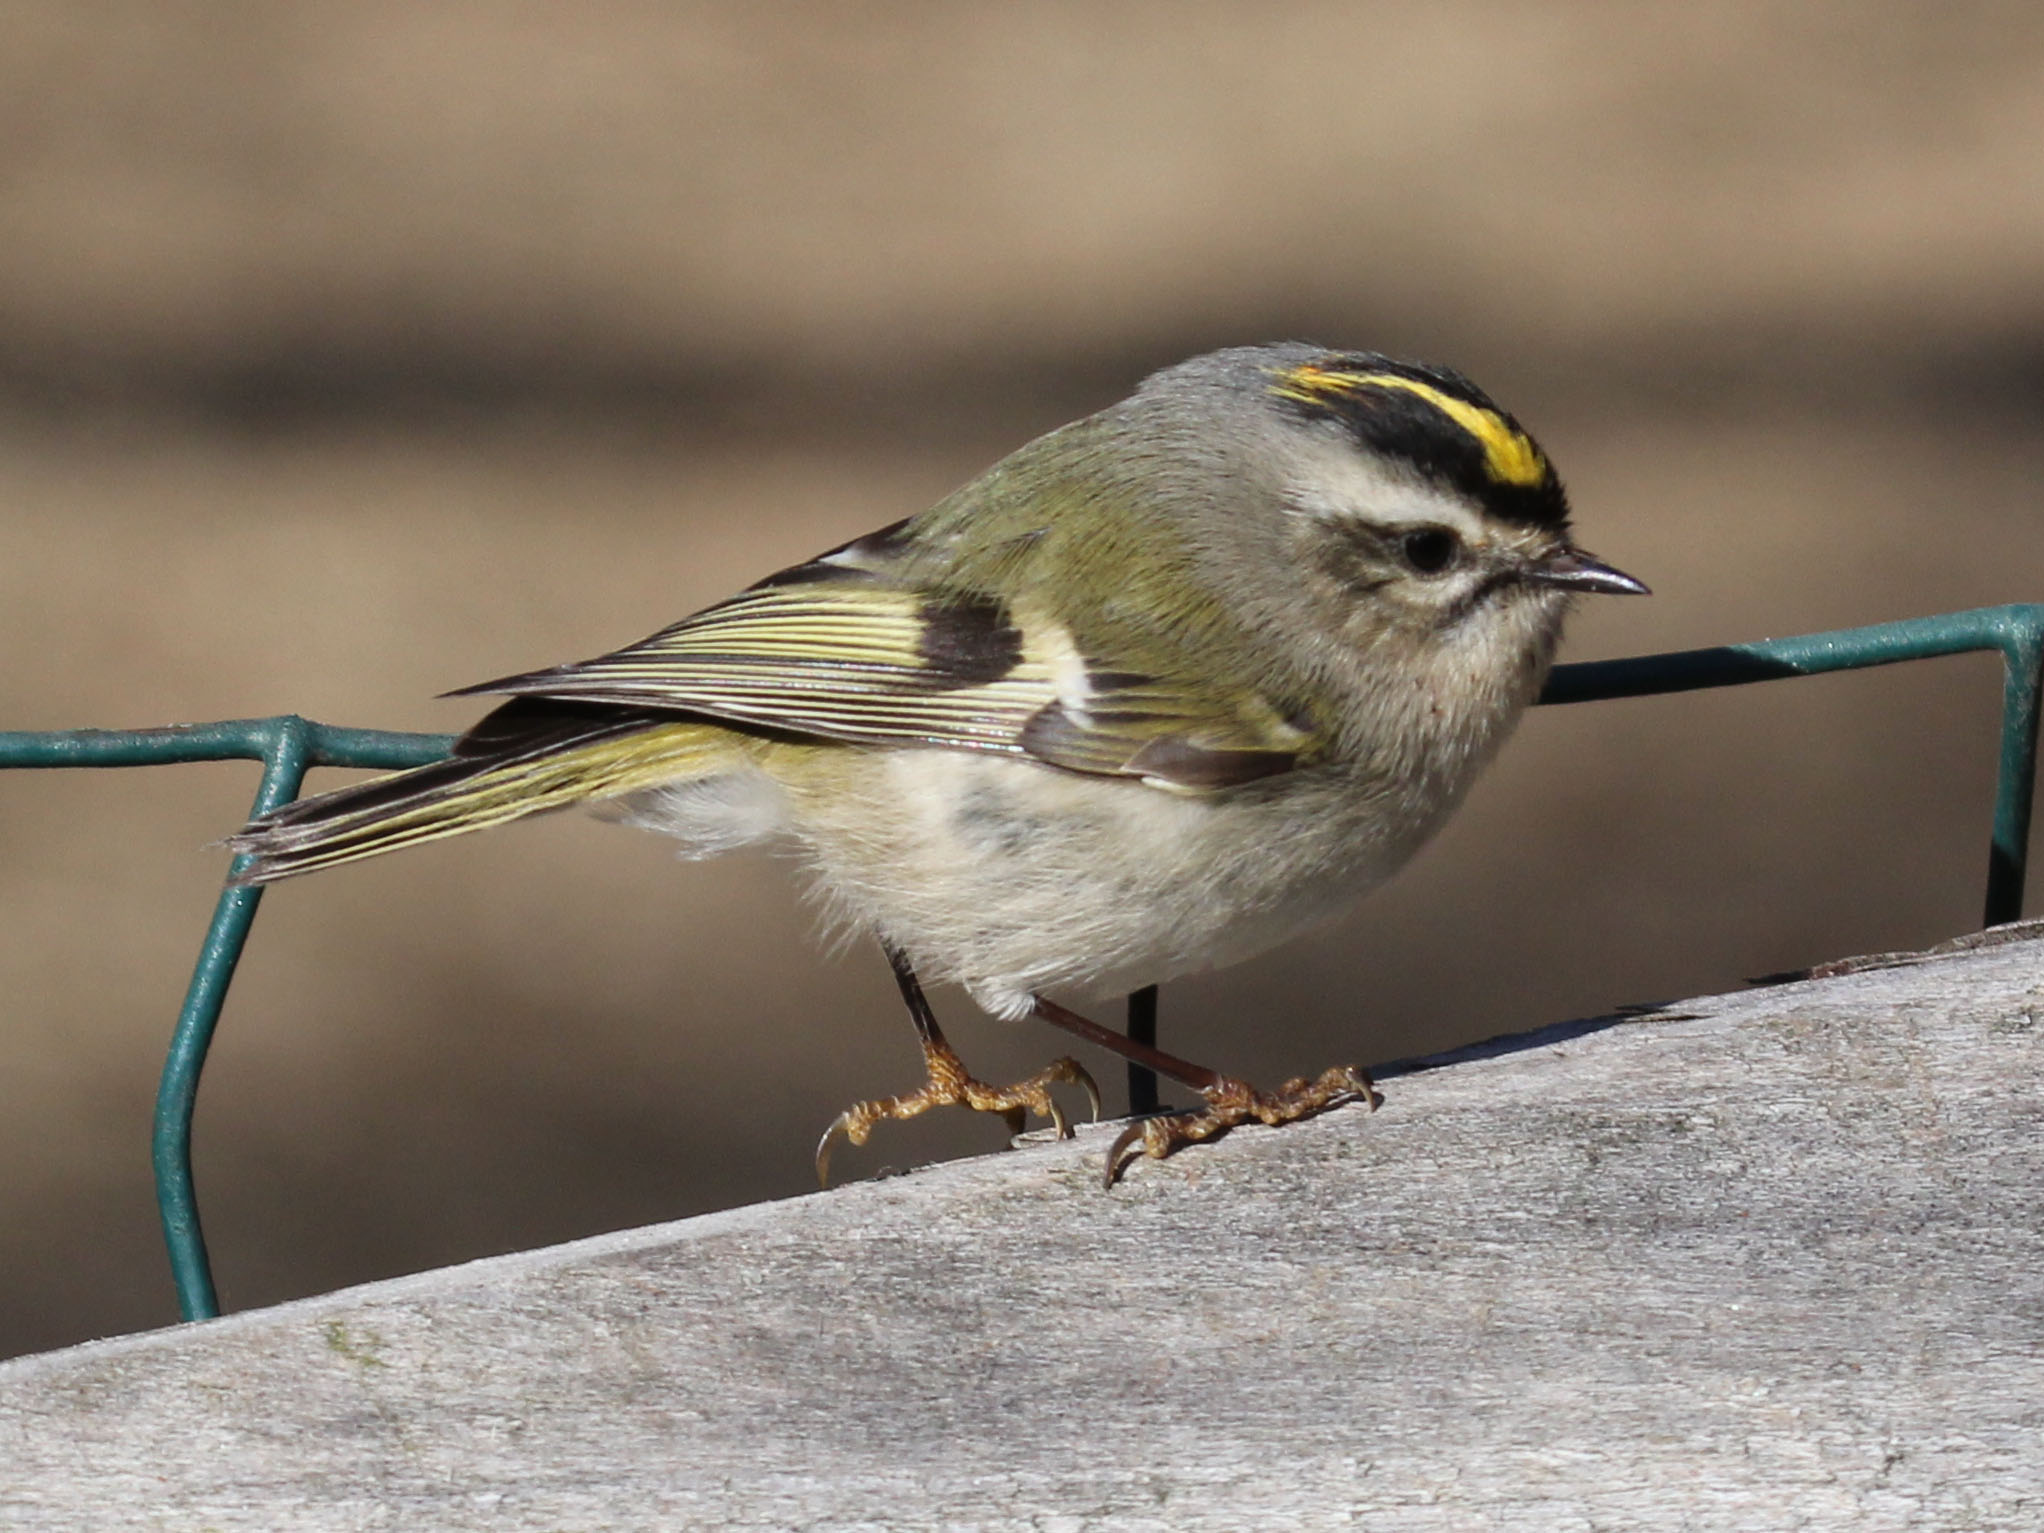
(0, 721, 451, 1321)
(2, 603, 2039, 1323)
(1539, 605, 2044, 925)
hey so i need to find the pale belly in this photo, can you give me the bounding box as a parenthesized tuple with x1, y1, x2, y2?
(780, 747, 1453, 1019)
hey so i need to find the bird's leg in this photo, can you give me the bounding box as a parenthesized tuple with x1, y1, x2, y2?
(1029, 995, 1381, 1187)
(814, 945, 1100, 1186)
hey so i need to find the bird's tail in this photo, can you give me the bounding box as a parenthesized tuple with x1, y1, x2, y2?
(226, 700, 740, 887)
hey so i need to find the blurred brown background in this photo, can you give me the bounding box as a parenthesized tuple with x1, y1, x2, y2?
(3, 3, 2041, 1362)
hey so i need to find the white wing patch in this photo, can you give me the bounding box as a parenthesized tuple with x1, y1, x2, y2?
(1031, 617, 1097, 728)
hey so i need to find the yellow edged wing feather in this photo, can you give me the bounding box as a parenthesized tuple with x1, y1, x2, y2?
(227, 709, 740, 884)
(453, 565, 1315, 791)
(230, 514, 1324, 887)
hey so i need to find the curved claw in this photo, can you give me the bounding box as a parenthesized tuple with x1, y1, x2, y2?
(1070, 1061, 1103, 1125)
(814, 1110, 868, 1189)
(1029, 1056, 1099, 1134)
(1103, 1119, 1151, 1188)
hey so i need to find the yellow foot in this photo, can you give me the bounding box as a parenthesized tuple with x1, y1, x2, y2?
(815, 1040, 1101, 1186)
(1102, 1065, 1380, 1187)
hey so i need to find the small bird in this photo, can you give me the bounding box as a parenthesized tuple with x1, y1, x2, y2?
(229, 343, 1646, 1185)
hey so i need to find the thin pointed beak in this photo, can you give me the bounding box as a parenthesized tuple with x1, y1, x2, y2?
(1530, 549, 1651, 597)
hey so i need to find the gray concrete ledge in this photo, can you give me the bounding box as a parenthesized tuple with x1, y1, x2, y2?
(4, 930, 2042, 1531)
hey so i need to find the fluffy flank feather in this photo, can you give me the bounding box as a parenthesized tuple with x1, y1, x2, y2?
(227, 708, 741, 886)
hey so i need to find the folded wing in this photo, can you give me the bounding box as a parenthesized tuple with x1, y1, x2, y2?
(452, 541, 1314, 792)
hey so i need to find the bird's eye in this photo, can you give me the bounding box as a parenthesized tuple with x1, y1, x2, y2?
(1399, 528, 1461, 575)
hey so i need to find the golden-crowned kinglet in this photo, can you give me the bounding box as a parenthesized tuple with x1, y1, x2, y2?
(231, 343, 1646, 1185)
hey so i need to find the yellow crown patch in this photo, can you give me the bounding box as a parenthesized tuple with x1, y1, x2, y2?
(1269, 364, 1549, 489)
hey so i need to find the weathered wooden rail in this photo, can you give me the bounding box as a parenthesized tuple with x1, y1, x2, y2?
(3, 926, 2040, 1530)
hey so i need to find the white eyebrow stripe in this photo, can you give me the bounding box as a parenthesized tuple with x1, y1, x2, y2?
(1371, 501, 1488, 541)
(1277, 434, 1492, 542)
(1287, 482, 1490, 542)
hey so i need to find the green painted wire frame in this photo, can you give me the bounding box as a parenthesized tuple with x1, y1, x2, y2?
(0, 720, 453, 1323)
(0, 602, 2038, 1325)
(1539, 602, 2044, 924)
